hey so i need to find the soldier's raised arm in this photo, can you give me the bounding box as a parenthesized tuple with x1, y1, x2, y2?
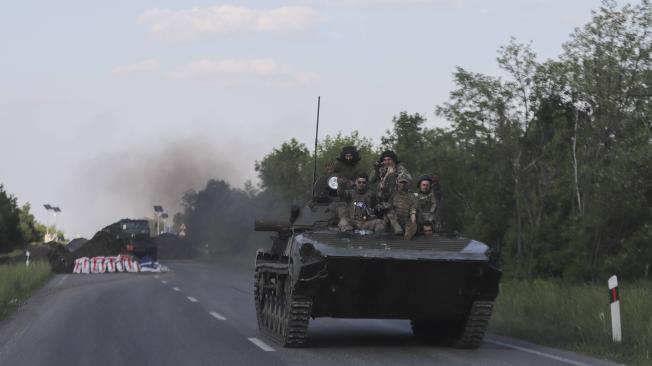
(336, 177, 352, 201)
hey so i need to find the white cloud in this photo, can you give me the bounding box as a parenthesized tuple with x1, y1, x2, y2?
(138, 5, 325, 41)
(170, 58, 318, 87)
(334, 0, 458, 6)
(111, 59, 160, 75)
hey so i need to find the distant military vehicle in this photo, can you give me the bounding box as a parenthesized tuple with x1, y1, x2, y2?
(253, 177, 501, 348)
(102, 219, 157, 260)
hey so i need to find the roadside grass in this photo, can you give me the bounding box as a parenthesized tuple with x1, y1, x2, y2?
(0, 249, 26, 262)
(491, 279, 652, 365)
(0, 261, 52, 321)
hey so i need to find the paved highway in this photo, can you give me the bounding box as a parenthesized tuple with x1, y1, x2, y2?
(0, 261, 622, 366)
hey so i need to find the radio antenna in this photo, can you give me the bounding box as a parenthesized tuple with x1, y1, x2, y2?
(311, 96, 321, 198)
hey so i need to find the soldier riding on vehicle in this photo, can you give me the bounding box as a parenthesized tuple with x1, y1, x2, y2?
(334, 146, 362, 188)
(414, 174, 442, 232)
(337, 172, 384, 233)
(378, 173, 417, 237)
(370, 150, 410, 202)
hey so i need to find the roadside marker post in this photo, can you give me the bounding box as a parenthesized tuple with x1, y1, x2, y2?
(608, 275, 622, 343)
(25, 250, 30, 267)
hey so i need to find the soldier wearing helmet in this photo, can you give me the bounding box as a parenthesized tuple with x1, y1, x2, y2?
(378, 172, 417, 237)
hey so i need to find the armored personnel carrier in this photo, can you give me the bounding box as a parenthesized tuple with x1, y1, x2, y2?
(254, 178, 501, 348)
(102, 219, 157, 260)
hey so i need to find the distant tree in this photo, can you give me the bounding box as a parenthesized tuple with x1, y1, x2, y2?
(381, 112, 427, 173)
(255, 138, 312, 203)
(172, 212, 185, 233)
(181, 180, 253, 255)
(0, 185, 22, 252)
(18, 203, 46, 243)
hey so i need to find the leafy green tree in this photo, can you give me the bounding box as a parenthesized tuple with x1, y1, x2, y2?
(317, 131, 375, 172)
(18, 203, 46, 243)
(555, 0, 652, 280)
(433, 0, 652, 280)
(381, 112, 428, 173)
(0, 185, 22, 252)
(255, 138, 312, 203)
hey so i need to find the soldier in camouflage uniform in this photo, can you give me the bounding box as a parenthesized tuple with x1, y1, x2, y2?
(379, 173, 417, 236)
(370, 150, 410, 202)
(414, 175, 442, 232)
(333, 146, 362, 189)
(337, 173, 384, 232)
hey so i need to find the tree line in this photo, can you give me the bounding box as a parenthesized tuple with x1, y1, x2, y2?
(177, 1, 651, 281)
(0, 185, 48, 253)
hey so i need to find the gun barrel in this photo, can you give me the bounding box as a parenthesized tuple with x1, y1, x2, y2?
(254, 220, 290, 232)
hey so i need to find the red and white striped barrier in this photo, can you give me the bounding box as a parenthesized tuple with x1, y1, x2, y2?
(72, 255, 164, 274)
(73, 257, 90, 274)
(104, 256, 117, 273)
(119, 254, 140, 273)
(115, 256, 124, 272)
(91, 256, 106, 274)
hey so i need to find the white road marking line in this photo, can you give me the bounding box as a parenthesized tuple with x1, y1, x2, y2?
(248, 337, 275, 352)
(187, 296, 198, 303)
(154, 275, 159, 279)
(486, 339, 604, 366)
(209, 311, 227, 320)
(161, 280, 168, 284)
(172, 287, 180, 291)
(56, 275, 69, 287)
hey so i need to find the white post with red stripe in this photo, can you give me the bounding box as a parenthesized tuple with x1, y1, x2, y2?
(608, 275, 621, 343)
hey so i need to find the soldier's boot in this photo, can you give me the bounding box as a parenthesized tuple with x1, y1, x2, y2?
(386, 213, 403, 235)
(404, 222, 418, 240)
(338, 218, 354, 232)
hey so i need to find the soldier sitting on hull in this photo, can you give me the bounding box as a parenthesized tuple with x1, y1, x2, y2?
(334, 146, 362, 189)
(378, 173, 417, 238)
(414, 175, 442, 232)
(337, 173, 384, 233)
(422, 222, 434, 237)
(370, 150, 410, 202)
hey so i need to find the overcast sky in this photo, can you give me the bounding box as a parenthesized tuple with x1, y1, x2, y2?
(1, 0, 612, 237)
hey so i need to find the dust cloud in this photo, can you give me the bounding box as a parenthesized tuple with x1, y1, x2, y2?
(64, 134, 255, 237)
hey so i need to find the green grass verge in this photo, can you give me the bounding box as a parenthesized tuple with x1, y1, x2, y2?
(491, 279, 652, 365)
(0, 261, 52, 321)
(0, 249, 26, 260)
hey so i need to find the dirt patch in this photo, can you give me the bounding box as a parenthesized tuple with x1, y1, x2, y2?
(66, 238, 89, 252)
(70, 231, 123, 259)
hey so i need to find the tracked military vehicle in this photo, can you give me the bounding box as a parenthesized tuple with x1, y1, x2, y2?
(102, 219, 157, 260)
(254, 177, 501, 348)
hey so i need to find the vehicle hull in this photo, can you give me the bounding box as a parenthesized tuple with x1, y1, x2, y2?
(296, 257, 500, 319)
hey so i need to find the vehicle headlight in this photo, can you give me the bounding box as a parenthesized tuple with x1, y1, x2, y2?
(328, 176, 339, 190)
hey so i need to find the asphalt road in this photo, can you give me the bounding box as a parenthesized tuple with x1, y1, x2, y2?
(0, 260, 623, 366)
